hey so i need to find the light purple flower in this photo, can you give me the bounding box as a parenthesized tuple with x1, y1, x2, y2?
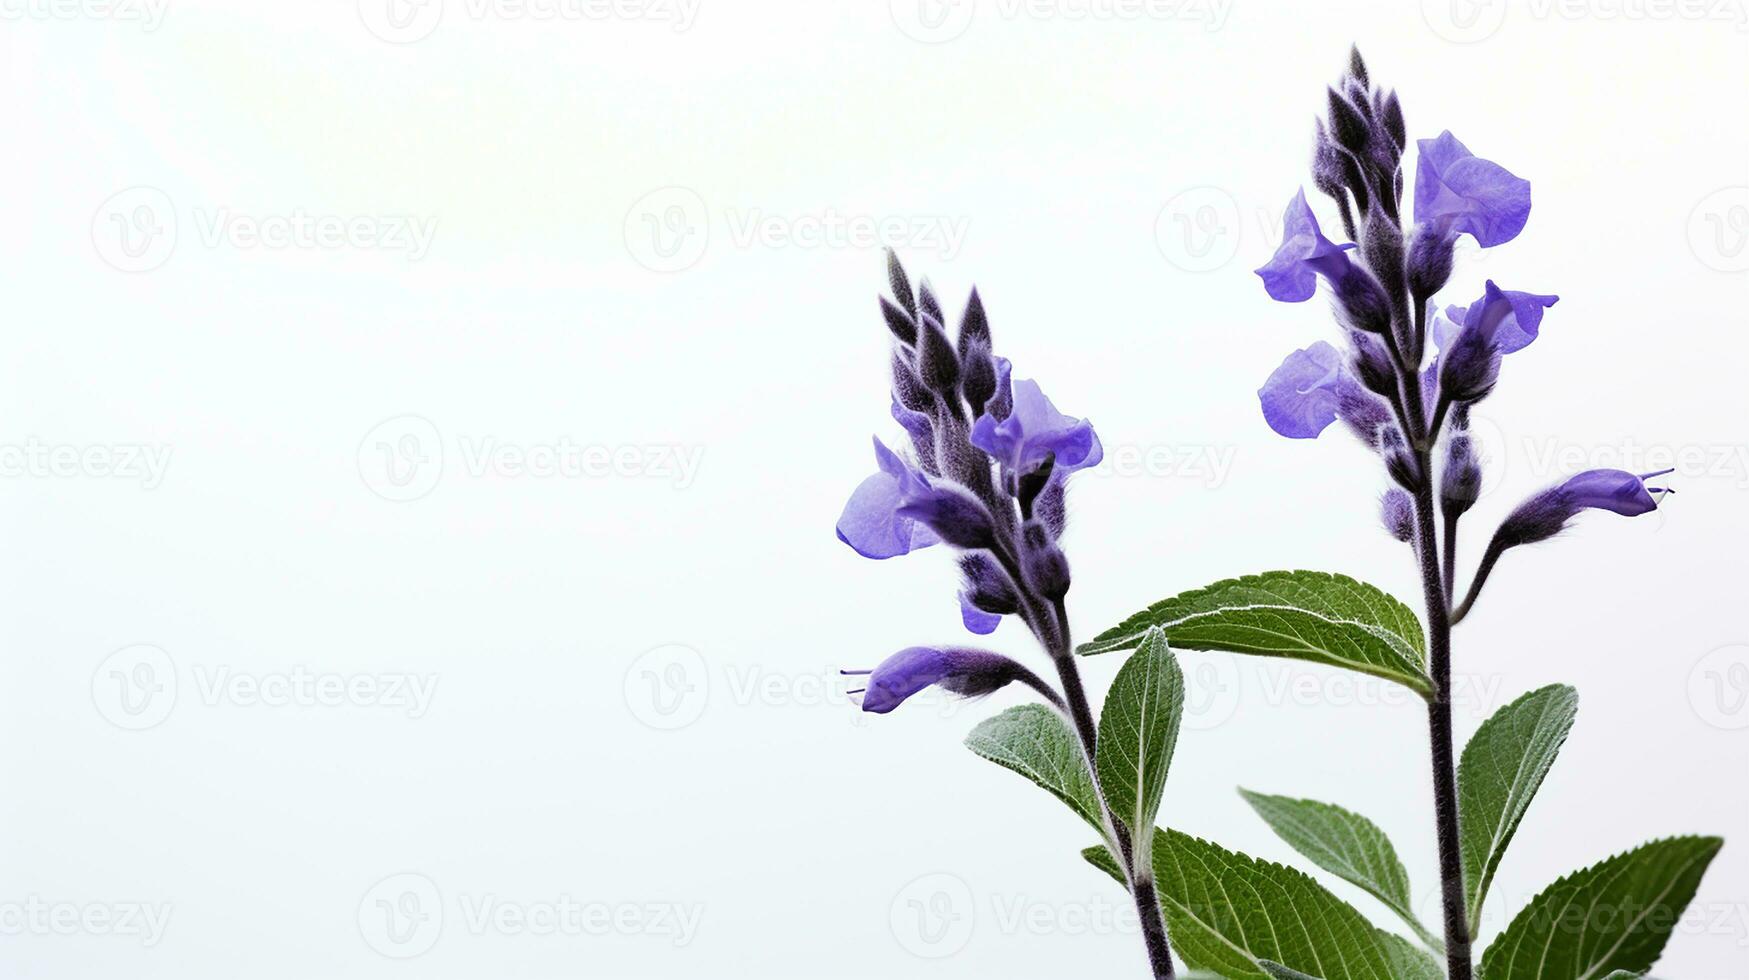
(959, 594, 1003, 634)
(1255, 189, 1356, 302)
(1436, 280, 1559, 356)
(842, 646, 1031, 714)
(970, 379, 1103, 477)
(1500, 468, 1675, 547)
(1413, 131, 1531, 248)
(1258, 341, 1349, 438)
(835, 437, 941, 559)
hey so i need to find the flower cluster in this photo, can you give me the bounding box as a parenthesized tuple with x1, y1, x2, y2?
(836, 252, 1102, 710)
(1253, 49, 1669, 599)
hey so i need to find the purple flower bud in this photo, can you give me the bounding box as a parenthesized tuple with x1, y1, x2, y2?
(959, 553, 1019, 625)
(1336, 390, 1393, 453)
(879, 295, 917, 346)
(916, 314, 960, 397)
(917, 278, 945, 328)
(1255, 190, 1357, 303)
(957, 287, 991, 358)
(1380, 90, 1405, 151)
(896, 485, 997, 551)
(960, 340, 998, 416)
(886, 249, 917, 315)
(1019, 521, 1071, 600)
(1379, 425, 1420, 490)
(891, 354, 932, 415)
(1380, 488, 1415, 542)
(1441, 433, 1483, 516)
(1331, 261, 1393, 336)
(1348, 330, 1398, 399)
(1438, 313, 1503, 404)
(958, 595, 1003, 635)
(1433, 281, 1559, 404)
(1413, 131, 1531, 248)
(1406, 224, 1455, 301)
(843, 647, 1032, 714)
(1498, 468, 1674, 547)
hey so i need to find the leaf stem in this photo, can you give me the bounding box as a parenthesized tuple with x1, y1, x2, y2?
(1048, 606, 1176, 980)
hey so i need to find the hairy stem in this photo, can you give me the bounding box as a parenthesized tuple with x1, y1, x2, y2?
(1413, 479, 1473, 980)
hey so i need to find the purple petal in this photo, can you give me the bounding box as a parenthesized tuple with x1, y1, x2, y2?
(959, 592, 1002, 634)
(1561, 468, 1668, 517)
(1413, 131, 1531, 248)
(836, 437, 939, 559)
(858, 646, 1020, 714)
(970, 378, 1102, 474)
(1460, 281, 1558, 355)
(1255, 189, 1354, 302)
(1259, 341, 1347, 438)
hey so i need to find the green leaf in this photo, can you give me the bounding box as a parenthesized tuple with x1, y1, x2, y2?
(1260, 964, 1320, 980)
(964, 703, 1100, 831)
(1096, 627, 1184, 857)
(1459, 684, 1580, 926)
(1084, 828, 1396, 980)
(1079, 571, 1431, 696)
(1239, 789, 1442, 951)
(1377, 931, 1443, 980)
(1479, 836, 1723, 980)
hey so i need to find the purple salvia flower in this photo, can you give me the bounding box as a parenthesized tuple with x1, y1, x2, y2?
(1436, 280, 1559, 355)
(1258, 341, 1390, 444)
(835, 436, 942, 559)
(1499, 468, 1675, 548)
(1413, 131, 1531, 248)
(842, 646, 1056, 714)
(1255, 189, 1357, 302)
(970, 379, 1103, 479)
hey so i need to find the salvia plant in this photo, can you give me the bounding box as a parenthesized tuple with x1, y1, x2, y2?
(837, 48, 1721, 980)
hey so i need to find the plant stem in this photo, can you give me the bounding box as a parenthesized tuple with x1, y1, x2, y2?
(1049, 624, 1176, 980)
(1412, 481, 1473, 980)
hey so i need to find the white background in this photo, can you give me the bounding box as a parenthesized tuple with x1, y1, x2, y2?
(2, 1, 1746, 977)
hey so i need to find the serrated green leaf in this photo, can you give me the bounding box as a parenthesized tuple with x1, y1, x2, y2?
(1079, 571, 1431, 696)
(1239, 789, 1442, 951)
(965, 703, 1100, 831)
(1097, 628, 1184, 857)
(1459, 684, 1580, 926)
(1084, 828, 1396, 980)
(1261, 963, 1321, 979)
(1479, 836, 1722, 980)
(1378, 931, 1443, 980)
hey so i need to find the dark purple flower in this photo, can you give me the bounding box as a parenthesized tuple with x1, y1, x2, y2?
(970, 378, 1102, 477)
(843, 646, 1035, 714)
(1413, 131, 1531, 248)
(1255, 189, 1357, 303)
(1499, 468, 1675, 547)
(835, 437, 942, 559)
